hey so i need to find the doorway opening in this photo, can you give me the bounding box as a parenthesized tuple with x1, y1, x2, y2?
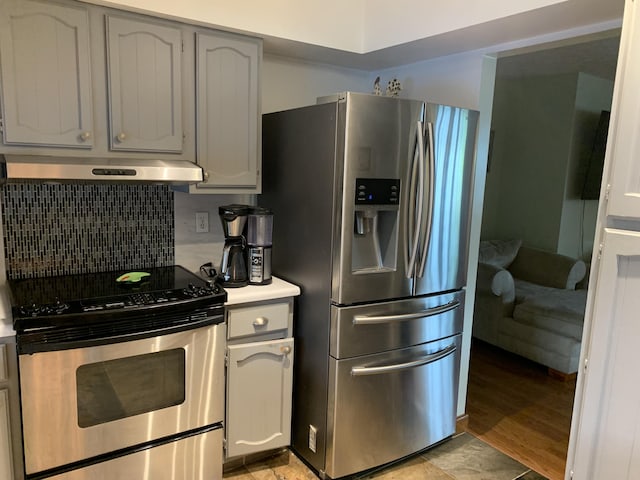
(468, 31, 620, 480)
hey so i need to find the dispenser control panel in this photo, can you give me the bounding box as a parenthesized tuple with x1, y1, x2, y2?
(355, 178, 400, 205)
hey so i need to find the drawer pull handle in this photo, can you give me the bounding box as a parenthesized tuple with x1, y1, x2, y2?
(253, 317, 269, 327)
(280, 346, 292, 355)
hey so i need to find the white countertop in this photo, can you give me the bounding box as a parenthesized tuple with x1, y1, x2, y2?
(223, 276, 300, 306)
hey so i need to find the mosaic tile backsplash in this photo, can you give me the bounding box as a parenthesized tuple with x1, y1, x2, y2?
(1, 184, 174, 279)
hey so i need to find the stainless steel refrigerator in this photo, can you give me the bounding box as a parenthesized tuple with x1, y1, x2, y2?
(260, 92, 479, 479)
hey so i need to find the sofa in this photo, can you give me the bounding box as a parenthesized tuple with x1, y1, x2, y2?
(473, 239, 588, 376)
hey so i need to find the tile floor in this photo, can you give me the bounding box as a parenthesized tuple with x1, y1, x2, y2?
(223, 433, 548, 480)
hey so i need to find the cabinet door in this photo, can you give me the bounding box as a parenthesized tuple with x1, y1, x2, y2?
(196, 32, 261, 192)
(0, 390, 13, 480)
(569, 228, 640, 478)
(106, 16, 183, 153)
(604, 0, 640, 219)
(0, 0, 94, 148)
(226, 338, 293, 458)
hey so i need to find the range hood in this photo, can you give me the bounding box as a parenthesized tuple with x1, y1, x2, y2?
(0, 154, 203, 184)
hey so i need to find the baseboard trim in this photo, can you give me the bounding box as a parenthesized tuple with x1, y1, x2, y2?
(456, 414, 469, 434)
(548, 368, 578, 381)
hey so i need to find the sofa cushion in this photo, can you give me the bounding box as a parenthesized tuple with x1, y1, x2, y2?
(508, 246, 586, 289)
(478, 239, 522, 269)
(512, 284, 587, 340)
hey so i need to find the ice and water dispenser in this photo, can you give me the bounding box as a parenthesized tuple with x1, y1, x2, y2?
(352, 178, 400, 272)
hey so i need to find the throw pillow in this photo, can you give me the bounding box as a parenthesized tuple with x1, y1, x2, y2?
(479, 239, 522, 269)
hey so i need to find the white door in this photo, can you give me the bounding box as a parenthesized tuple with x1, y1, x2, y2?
(603, 0, 640, 219)
(106, 16, 183, 153)
(226, 338, 293, 458)
(569, 228, 640, 479)
(0, 0, 94, 148)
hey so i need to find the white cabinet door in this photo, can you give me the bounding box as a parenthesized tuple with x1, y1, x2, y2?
(0, 0, 94, 148)
(195, 32, 261, 192)
(226, 338, 293, 458)
(106, 16, 183, 153)
(0, 390, 13, 480)
(570, 228, 640, 479)
(604, 0, 640, 219)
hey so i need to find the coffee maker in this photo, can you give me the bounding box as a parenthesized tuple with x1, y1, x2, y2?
(218, 205, 249, 287)
(246, 207, 273, 285)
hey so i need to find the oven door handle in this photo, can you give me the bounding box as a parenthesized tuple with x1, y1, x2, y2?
(17, 313, 223, 354)
(352, 300, 460, 325)
(350, 344, 456, 376)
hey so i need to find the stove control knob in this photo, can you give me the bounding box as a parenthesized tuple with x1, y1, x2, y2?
(183, 284, 198, 297)
(20, 304, 41, 317)
(53, 299, 70, 314)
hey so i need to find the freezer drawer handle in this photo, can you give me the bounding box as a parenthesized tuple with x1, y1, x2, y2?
(352, 300, 460, 325)
(351, 344, 456, 376)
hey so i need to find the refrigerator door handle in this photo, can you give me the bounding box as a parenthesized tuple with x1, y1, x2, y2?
(352, 299, 460, 325)
(350, 344, 456, 376)
(405, 121, 425, 277)
(417, 121, 435, 278)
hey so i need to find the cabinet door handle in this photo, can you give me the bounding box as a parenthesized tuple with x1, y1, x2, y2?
(203, 171, 210, 182)
(253, 317, 269, 326)
(280, 345, 292, 355)
(115, 132, 127, 143)
(78, 131, 92, 142)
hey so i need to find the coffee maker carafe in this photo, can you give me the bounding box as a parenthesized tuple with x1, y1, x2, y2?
(218, 205, 249, 287)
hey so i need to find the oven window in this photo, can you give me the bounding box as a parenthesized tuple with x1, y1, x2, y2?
(76, 349, 186, 428)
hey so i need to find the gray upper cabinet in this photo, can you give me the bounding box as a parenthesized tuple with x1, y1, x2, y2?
(0, 0, 262, 183)
(106, 16, 183, 153)
(0, 0, 94, 148)
(195, 32, 261, 193)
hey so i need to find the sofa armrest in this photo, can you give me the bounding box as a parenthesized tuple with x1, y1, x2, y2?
(473, 263, 516, 344)
(508, 246, 586, 289)
(476, 262, 515, 303)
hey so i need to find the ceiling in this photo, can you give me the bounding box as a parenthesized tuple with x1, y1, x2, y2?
(263, 0, 624, 72)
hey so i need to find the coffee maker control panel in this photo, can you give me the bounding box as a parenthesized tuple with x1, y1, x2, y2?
(355, 178, 400, 205)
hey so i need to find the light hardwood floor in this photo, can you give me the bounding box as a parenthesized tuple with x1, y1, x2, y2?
(465, 339, 576, 480)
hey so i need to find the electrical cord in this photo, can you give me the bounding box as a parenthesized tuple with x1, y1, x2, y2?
(199, 262, 218, 280)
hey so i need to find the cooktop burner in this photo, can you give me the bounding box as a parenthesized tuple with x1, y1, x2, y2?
(9, 265, 226, 331)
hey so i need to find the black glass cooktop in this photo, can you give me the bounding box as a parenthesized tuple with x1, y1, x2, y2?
(9, 265, 226, 330)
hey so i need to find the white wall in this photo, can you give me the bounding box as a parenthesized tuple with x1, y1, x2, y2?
(374, 51, 486, 110)
(262, 55, 370, 114)
(482, 73, 578, 252)
(363, 0, 564, 52)
(482, 70, 613, 260)
(84, 0, 567, 53)
(83, 0, 365, 51)
(558, 73, 613, 260)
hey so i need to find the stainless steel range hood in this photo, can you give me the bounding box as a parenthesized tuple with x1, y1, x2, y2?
(0, 154, 203, 184)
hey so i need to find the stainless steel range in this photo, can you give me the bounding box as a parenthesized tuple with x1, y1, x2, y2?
(9, 265, 226, 480)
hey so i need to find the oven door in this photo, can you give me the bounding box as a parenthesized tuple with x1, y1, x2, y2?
(19, 320, 225, 476)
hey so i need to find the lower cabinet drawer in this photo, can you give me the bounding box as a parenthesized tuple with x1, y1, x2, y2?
(227, 301, 290, 339)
